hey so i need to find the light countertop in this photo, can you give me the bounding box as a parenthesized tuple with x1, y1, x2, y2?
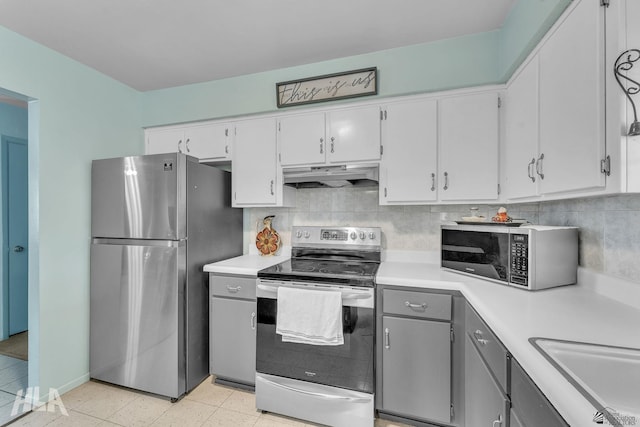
(377, 261, 640, 426)
(203, 251, 290, 276)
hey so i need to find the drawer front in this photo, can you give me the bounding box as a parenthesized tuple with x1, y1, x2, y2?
(511, 358, 568, 427)
(210, 274, 256, 299)
(465, 304, 508, 392)
(383, 289, 451, 321)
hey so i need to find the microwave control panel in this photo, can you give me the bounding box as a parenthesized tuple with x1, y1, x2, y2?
(510, 234, 529, 287)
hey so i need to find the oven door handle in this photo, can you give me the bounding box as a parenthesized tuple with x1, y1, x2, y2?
(259, 375, 372, 403)
(257, 283, 372, 301)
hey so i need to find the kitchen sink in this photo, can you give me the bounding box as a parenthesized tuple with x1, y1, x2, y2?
(530, 338, 640, 424)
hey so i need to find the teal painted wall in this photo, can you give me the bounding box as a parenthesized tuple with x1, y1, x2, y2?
(0, 25, 142, 394)
(498, 0, 572, 81)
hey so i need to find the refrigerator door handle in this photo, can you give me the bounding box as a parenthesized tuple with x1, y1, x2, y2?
(92, 238, 185, 247)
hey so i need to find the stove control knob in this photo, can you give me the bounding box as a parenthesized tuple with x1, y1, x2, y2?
(359, 231, 366, 240)
(350, 232, 357, 240)
(369, 232, 376, 240)
(295, 230, 303, 238)
(303, 231, 311, 239)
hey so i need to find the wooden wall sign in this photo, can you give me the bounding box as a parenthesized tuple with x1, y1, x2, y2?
(276, 67, 377, 108)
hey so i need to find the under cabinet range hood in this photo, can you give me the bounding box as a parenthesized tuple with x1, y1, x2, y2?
(282, 164, 379, 188)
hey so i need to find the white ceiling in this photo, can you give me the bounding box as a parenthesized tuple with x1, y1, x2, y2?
(0, 0, 516, 92)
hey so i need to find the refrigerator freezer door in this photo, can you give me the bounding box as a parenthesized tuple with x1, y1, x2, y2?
(91, 153, 187, 240)
(90, 239, 186, 399)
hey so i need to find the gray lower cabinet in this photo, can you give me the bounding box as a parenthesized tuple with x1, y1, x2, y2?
(382, 316, 451, 423)
(209, 274, 256, 388)
(510, 358, 568, 427)
(464, 303, 509, 427)
(510, 409, 524, 427)
(465, 302, 568, 427)
(465, 334, 509, 427)
(377, 287, 464, 426)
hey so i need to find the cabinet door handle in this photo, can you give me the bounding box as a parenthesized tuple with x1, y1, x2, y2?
(430, 173, 436, 191)
(177, 139, 183, 153)
(473, 329, 489, 346)
(405, 301, 427, 310)
(330, 137, 335, 153)
(384, 328, 390, 349)
(270, 180, 275, 195)
(226, 285, 241, 293)
(443, 172, 449, 190)
(492, 414, 503, 427)
(320, 137, 324, 154)
(535, 153, 545, 179)
(225, 145, 229, 154)
(384, 188, 388, 198)
(527, 158, 536, 183)
(185, 138, 191, 153)
(251, 312, 256, 330)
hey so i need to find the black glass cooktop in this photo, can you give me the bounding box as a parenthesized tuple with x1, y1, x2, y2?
(257, 258, 379, 287)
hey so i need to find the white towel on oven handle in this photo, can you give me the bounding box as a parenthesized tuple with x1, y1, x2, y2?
(275, 286, 344, 346)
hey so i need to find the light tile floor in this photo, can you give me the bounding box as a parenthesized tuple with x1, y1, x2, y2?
(7, 377, 411, 427)
(0, 355, 29, 426)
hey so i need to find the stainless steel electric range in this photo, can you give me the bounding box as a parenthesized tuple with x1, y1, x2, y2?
(255, 226, 381, 427)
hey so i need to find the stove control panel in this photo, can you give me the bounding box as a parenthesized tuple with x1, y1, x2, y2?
(292, 226, 381, 247)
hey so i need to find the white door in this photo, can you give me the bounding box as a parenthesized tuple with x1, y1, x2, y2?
(233, 118, 278, 206)
(538, 0, 605, 194)
(278, 112, 326, 166)
(327, 106, 381, 163)
(503, 56, 540, 200)
(145, 128, 183, 155)
(186, 123, 231, 160)
(380, 99, 438, 204)
(439, 92, 499, 201)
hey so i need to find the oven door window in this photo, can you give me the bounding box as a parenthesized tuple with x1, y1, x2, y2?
(256, 297, 374, 394)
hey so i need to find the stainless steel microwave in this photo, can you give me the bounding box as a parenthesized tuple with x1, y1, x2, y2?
(441, 224, 579, 290)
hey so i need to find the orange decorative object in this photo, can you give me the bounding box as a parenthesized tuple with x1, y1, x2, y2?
(256, 216, 280, 256)
(491, 207, 511, 223)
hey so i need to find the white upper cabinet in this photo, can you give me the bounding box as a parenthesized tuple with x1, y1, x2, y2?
(277, 105, 381, 167)
(326, 105, 381, 163)
(145, 122, 232, 161)
(502, 0, 607, 201)
(503, 56, 540, 200)
(379, 99, 438, 204)
(232, 118, 280, 206)
(277, 112, 326, 166)
(186, 123, 232, 160)
(145, 128, 185, 155)
(380, 91, 500, 205)
(537, 0, 606, 195)
(439, 92, 500, 202)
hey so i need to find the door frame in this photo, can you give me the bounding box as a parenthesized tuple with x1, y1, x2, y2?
(1, 135, 28, 339)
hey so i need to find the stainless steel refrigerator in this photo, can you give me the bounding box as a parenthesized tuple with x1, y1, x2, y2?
(90, 153, 242, 399)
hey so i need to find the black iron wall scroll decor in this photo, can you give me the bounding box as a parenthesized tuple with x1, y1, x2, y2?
(614, 49, 640, 136)
(276, 67, 377, 108)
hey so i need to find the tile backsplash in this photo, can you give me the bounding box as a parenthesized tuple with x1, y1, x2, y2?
(245, 187, 640, 284)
